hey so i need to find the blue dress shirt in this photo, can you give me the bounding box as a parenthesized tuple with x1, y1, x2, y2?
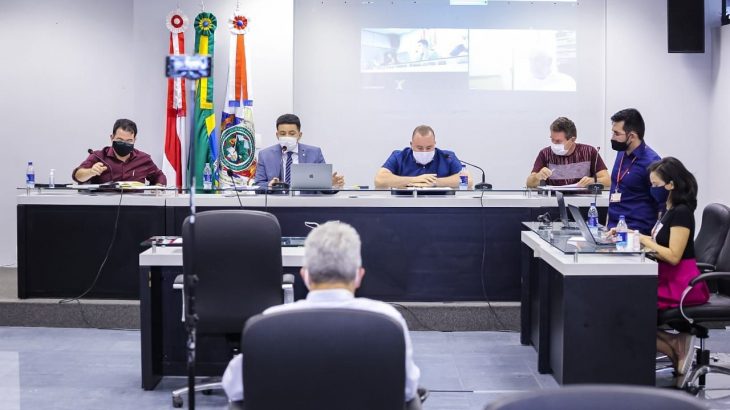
(607, 141, 663, 235)
(382, 147, 462, 177)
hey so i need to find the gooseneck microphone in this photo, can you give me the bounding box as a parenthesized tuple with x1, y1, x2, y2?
(273, 144, 291, 191)
(442, 152, 492, 190)
(226, 168, 244, 208)
(87, 148, 112, 170)
(86, 148, 115, 184)
(587, 146, 603, 194)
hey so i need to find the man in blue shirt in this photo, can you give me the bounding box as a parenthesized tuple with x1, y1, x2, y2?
(607, 108, 664, 235)
(374, 125, 466, 188)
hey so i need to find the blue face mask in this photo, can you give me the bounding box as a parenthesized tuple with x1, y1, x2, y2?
(650, 186, 670, 203)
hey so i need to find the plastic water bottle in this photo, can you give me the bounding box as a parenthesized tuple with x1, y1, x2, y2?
(26, 161, 35, 189)
(203, 163, 213, 191)
(459, 164, 468, 190)
(587, 202, 599, 235)
(616, 215, 629, 250)
(48, 169, 55, 188)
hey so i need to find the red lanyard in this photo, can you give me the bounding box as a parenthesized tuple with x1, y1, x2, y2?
(615, 154, 637, 192)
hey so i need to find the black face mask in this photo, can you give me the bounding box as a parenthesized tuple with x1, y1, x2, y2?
(611, 138, 630, 152)
(112, 140, 135, 156)
(650, 186, 670, 204)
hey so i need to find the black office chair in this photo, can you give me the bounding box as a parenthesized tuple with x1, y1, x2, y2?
(237, 308, 421, 410)
(483, 384, 708, 410)
(694, 203, 730, 272)
(659, 224, 730, 393)
(171, 210, 285, 408)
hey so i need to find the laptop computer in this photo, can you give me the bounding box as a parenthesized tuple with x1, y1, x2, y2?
(567, 204, 615, 246)
(290, 163, 333, 190)
(556, 191, 580, 233)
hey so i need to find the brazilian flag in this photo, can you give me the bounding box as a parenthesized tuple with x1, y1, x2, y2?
(189, 12, 219, 190)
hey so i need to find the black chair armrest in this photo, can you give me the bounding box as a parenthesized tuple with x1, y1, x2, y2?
(282, 274, 295, 285)
(405, 388, 429, 410)
(696, 262, 716, 273)
(418, 387, 430, 403)
(689, 271, 730, 286)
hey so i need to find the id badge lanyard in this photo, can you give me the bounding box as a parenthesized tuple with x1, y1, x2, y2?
(613, 153, 637, 199)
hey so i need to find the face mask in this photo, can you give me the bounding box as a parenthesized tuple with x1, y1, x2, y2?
(413, 150, 435, 165)
(112, 140, 134, 156)
(550, 143, 568, 156)
(651, 186, 670, 203)
(278, 136, 298, 152)
(611, 137, 630, 152)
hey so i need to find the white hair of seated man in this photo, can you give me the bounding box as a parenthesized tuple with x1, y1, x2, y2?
(303, 221, 362, 286)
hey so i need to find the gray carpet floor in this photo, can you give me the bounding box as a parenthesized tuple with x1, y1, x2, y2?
(3, 326, 730, 409)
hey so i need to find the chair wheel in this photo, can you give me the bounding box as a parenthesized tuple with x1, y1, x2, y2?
(172, 396, 183, 408)
(202, 389, 213, 395)
(686, 385, 701, 395)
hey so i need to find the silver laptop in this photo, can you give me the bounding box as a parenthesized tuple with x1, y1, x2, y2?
(290, 163, 333, 189)
(567, 205, 615, 247)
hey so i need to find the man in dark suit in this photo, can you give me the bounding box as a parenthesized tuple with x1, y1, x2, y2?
(254, 114, 345, 188)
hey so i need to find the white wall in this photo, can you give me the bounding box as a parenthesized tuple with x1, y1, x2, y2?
(292, 1, 608, 188)
(707, 24, 730, 207)
(0, 0, 293, 265)
(0, 0, 135, 266)
(0, 0, 725, 265)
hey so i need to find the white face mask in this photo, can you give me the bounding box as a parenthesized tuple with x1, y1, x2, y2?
(413, 150, 435, 165)
(550, 143, 568, 156)
(278, 136, 298, 152)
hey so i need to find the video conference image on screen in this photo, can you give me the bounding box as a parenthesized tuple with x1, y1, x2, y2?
(361, 28, 577, 92)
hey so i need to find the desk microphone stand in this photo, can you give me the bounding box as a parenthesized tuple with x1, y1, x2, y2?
(167, 65, 210, 410)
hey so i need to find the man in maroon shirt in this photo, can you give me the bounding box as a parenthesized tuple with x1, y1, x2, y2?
(526, 117, 610, 188)
(72, 119, 167, 185)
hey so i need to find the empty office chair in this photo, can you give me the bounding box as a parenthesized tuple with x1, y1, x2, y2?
(694, 203, 730, 272)
(659, 225, 730, 392)
(239, 308, 418, 410)
(484, 384, 708, 410)
(172, 210, 285, 408)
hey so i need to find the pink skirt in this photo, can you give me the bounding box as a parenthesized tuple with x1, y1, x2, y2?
(657, 258, 709, 310)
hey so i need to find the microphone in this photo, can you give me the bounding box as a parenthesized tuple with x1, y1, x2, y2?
(87, 148, 114, 184)
(226, 168, 244, 208)
(274, 144, 291, 191)
(87, 148, 112, 169)
(443, 152, 492, 190)
(587, 146, 603, 194)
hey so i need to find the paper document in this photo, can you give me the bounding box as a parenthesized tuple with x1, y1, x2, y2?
(537, 183, 586, 191)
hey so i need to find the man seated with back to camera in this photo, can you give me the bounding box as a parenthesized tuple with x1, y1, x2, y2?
(374, 125, 470, 189)
(222, 221, 423, 408)
(72, 118, 166, 186)
(526, 116, 609, 189)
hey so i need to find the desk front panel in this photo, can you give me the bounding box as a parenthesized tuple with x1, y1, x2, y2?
(18, 204, 165, 299)
(168, 206, 541, 301)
